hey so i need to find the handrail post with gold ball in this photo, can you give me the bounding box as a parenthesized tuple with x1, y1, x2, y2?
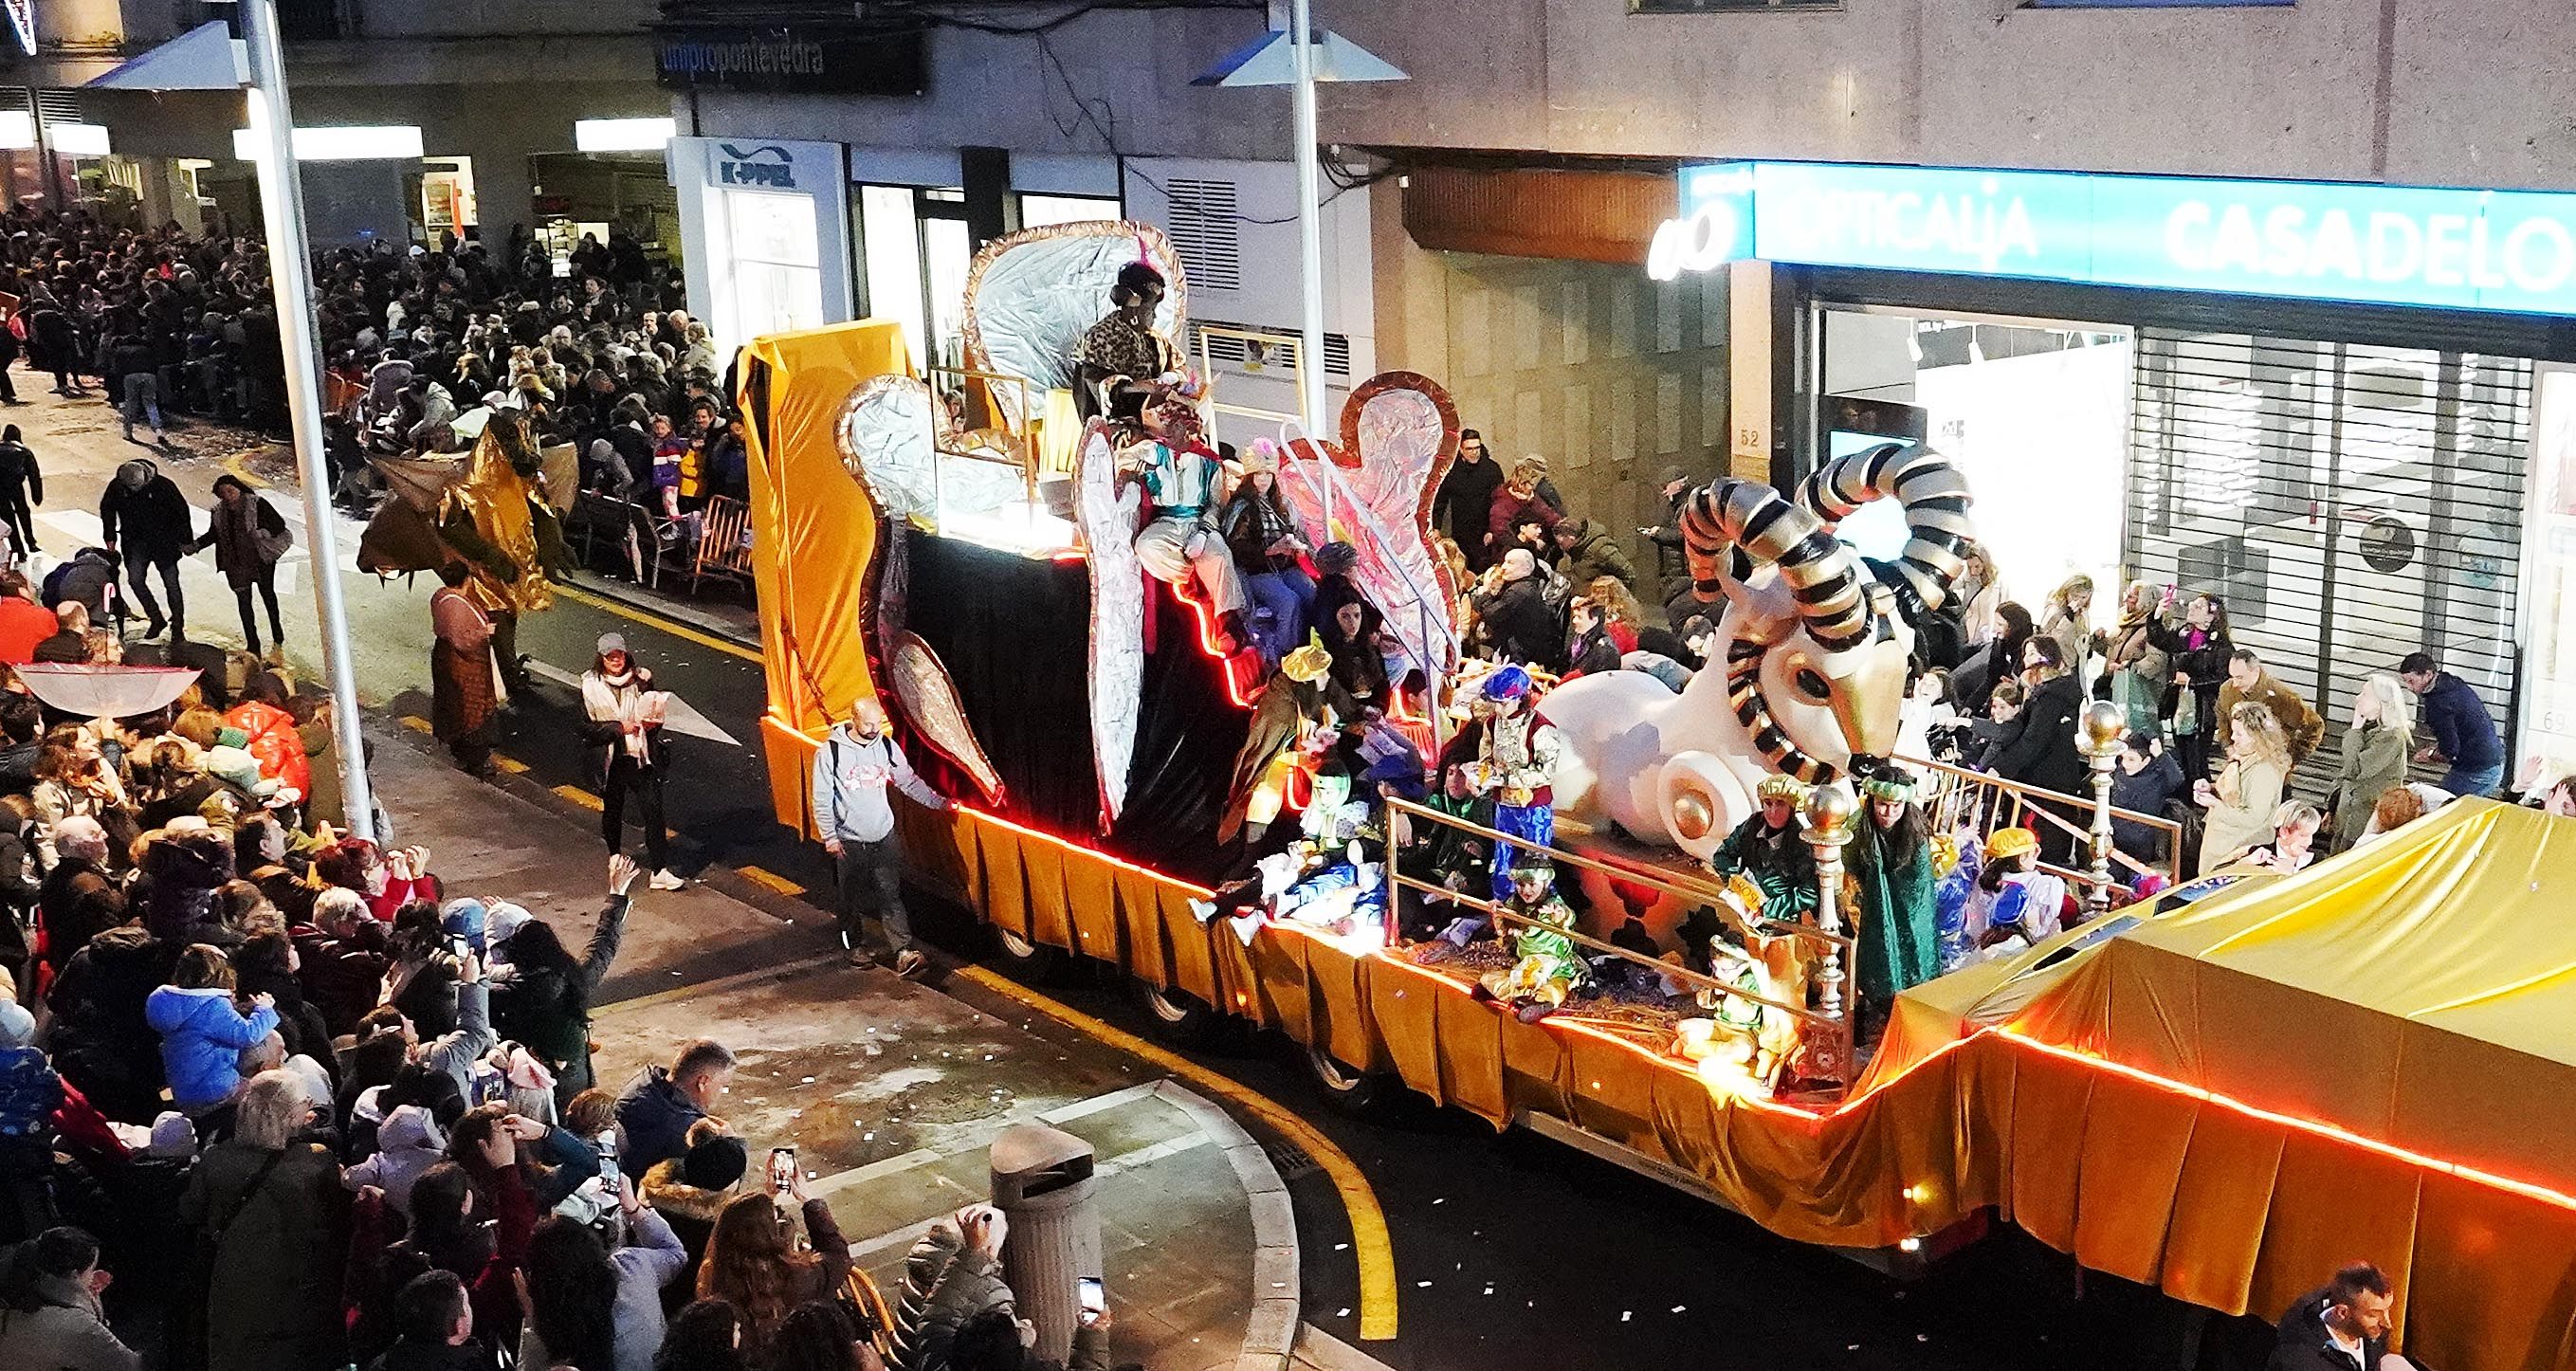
(1800, 779, 1858, 1084)
(2078, 700, 2128, 916)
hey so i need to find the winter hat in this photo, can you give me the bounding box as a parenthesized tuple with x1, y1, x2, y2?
(442, 898, 487, 953)
(283, 1054, 334, 1112)
(681, 1134, 748, 1191)
(0, 998, 31, 1048)
(205, 746, 270, 795)
(147, 1111, 198, 1158)
(483, 901, 534, 957)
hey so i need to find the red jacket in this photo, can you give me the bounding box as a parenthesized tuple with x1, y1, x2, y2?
(226, 699, 313, 798)
(0, 596, 53, 664)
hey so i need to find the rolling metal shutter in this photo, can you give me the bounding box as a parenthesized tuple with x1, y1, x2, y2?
(2125, 328, 2526, 775)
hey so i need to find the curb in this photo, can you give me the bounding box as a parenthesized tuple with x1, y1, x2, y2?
(1149, 1078, 1303, 1371)
(557, 569, 762, 651)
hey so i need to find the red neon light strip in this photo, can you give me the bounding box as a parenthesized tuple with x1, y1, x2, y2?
(1168, 576, 1260, 709)
(1995, 1027, 2576, 1215)
(956, 802, 1217, 897)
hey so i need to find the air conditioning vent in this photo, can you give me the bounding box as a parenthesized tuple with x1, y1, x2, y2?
(1163, 177, 1242, 293)
(34, 91, 82, 123)
(1193, 320, 1351, 379)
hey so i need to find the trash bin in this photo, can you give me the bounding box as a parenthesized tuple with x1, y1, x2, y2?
(988, 1123, 1101, 1363)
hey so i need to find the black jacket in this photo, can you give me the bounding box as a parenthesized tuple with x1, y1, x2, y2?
(1433, 454, 1505, 570)
(1473, 575, 1563, 670)
(1994, 672, 2089, 797)
(0, 440, 43, 505)
(489, 896, 629, 1070)
(45, 925, 175, 1124)
(2266, 1288, 2387, 1371)
(614, 1066, 707, 1181)
(2109, 751, 2190, 862)
(99, 466, 194, 558)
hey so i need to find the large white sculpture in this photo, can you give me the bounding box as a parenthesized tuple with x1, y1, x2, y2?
(1540, 443, 1973, 863)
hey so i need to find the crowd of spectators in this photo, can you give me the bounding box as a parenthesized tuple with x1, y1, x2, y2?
(0, 210, 750, 594)
(0, 654, 1114, 1370)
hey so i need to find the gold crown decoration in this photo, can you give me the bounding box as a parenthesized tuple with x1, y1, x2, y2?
(1755, 773, 1813, 803)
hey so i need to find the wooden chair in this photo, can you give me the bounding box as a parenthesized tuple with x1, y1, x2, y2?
(688, 494, 755, 595)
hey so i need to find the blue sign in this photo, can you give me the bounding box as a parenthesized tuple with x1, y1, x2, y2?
(1662, 160, 2576, 317)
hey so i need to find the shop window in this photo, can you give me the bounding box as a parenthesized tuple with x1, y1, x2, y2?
(1630, 0, 1840, 11)
(721, 188, 823, 346)
(1019, 193, 1122, 229)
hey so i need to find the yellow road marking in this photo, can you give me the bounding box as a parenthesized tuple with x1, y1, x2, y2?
(953, 963, 1400, 1341)
(222, 452, 269, 489)
(551, 580, 761, 664)
(739, 865, 807, 897)
(552, 784, 603, 812)
(398, 715, 431, 733)
(492, 754, 529, 775)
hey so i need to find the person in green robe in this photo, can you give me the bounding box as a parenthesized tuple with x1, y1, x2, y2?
(1850, 765, 1942, 1023)
(1477, 860, 1585, 1022)
(1708, 773, 1818, 924)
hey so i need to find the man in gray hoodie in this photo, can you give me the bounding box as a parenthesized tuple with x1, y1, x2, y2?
(809, 696, 956, 977)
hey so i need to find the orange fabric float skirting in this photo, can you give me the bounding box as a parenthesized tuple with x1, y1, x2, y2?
(905, 804, 2576, 1368)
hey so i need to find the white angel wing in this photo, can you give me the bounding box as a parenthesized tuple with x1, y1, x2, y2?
(1276, 372, 1462, 679)
(961, 222, 1189, 431)
(1074, 421, 1145, 826)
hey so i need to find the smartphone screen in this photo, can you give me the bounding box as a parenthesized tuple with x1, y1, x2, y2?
(1077, 1277, 1105, 1315)
(769, 1146, 796, 1187)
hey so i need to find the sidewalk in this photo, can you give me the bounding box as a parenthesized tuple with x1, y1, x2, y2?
(372, 718, 1295, 1371)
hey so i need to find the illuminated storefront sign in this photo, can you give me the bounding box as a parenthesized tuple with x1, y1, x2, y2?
(1653, 160, 2576, 317)
(2, 0, 32, 59)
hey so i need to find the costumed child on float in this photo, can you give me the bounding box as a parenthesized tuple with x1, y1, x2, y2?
(1217, 633, 1350, 853)
(1669, 880, 1808, 1099)
(1934, 827, 2069, 972)
(1115, 394, 1251, 652)
(1708, 774, 1819, 924)
(1474, 858, 1586, 1023)
(1467, 666, 1559, 899)
(1197, 767, 1390, 943)
(1848, 764, 1943, 1033)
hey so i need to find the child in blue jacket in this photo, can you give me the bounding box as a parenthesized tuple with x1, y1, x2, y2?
(142, 944, 280, 1112)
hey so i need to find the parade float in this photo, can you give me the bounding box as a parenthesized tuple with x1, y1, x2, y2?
(741, 226, 2576, 1369)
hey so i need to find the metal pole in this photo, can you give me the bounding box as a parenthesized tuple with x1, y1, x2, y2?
(240, 0, 376, 841)
(27, 87, 61, 210)
(2079, 700, 2126, 916)
(1800, 781, 1856, 1086)
(1288, 0, 1331, 538)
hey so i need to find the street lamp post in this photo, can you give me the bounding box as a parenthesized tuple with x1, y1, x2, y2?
(237, 0, 376, 841)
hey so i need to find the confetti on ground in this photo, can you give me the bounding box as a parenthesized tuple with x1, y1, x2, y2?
(863, 1132, 875, 1141)
(1671, 1306, 1686, 1314)
(1334, 1243, 1348, 1251)
(1432, 1197, 1445, 1204)
(1337, 1308, 1350, 1318)
(1417, 1281, 1433, 1289)
(801, 1076, 816, 1085)
(1620, 1311, 1633, 1323)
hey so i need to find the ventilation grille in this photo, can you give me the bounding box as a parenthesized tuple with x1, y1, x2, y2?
(34, 92, 82, 124)
(1163, 177, 1242, 293)
(1193, 320, 1351, 379)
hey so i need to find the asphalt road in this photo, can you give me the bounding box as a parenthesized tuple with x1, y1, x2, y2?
(13, 389, 2278, 1371)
